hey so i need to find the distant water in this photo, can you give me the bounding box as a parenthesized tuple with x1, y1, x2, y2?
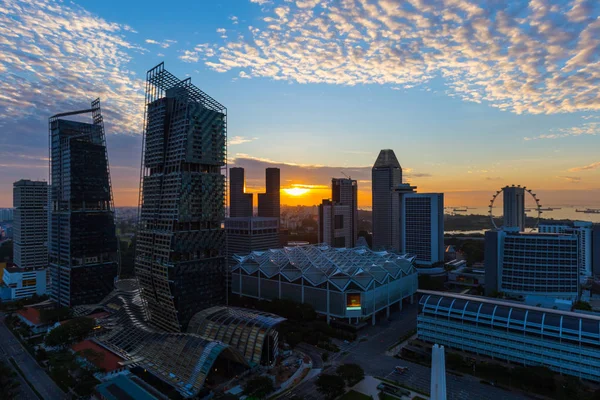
(447, 206, 600, 223)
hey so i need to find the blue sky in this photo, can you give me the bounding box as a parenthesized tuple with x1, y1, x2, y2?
(0, 0, 599, 207)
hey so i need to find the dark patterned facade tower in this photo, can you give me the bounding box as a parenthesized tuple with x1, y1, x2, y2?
(48, 99, 118, 307)
(332, 178, 358, 247)
(229, 167, 253, 217)
(258, 168, 280, 219)
(372, 149, 402, 250)
(135, 63, 227, 332)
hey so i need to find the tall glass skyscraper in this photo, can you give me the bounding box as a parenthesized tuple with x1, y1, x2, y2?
(372, 149, 402, 250)
(136, 63, 227, 332)
(48, 99, 118, 307)
(229, 167, 253, 217)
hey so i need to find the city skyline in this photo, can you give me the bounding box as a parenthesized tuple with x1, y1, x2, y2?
(1, 0, 600, 208)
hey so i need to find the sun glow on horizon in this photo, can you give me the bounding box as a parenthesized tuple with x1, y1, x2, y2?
(282, 187, 310, 196)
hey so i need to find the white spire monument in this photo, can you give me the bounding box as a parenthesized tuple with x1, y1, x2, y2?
(430, 344, 447, 400)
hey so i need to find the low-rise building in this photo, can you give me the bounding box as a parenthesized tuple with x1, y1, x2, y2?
(417, 290, 600, 382)
(447, 265, 485, 288)
(232, 244, 418, 325)
(16, 307, 53, 334)
(1, 267, 46, 300)
(95, 374, 159, 400)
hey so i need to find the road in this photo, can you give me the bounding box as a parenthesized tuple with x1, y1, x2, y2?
(0, 314, 66, 400)
(281, 301, 529, 400)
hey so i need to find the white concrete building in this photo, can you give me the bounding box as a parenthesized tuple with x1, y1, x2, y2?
(539, 221, 592, 280)
(13, 180, 48, 270)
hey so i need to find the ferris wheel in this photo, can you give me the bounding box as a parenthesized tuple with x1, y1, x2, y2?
(488, 185, 542, 231)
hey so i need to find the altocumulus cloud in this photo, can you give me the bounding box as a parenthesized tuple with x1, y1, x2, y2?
(189, 0, 600, 115)
(0, 0, 144, 135)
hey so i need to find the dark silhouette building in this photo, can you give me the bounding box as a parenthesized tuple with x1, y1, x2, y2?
(318, 178, 358, 248)
(135, 63, 227, 332)
(229, 167, 253, 217)
(258, 168, 280, 219)
(48, 99, 118, 307)
(372, 149, 402, 250)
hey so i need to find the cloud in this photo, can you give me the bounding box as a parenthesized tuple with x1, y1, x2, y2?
(485, 177, 503, 181)
(184, 0, 600, 115)
(0, 0, 144, 135)
(524, 122, 600, 140)
(230, 16, 239, 25)
(557, 176, 582, 183)
(250, 0, 271, 4)
(229, 136, 258, 145)
(229, 153, 430, 192)
(568, 162, 600, 172)
(145, 39, 177, 48)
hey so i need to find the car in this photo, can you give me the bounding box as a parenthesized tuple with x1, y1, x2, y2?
(394, 366, 409, 374)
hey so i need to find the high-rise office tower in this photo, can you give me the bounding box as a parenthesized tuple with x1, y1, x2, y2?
(503, 186, 525, 231)
(48, 99, 119, 307)
(485, 229, 579, 300)
(3, 180, 49, 300)
(372, 149, 402, 250)
(403, 193, 444, 265)
(229, 167, 253, 217)
(13, 180, 48, 270)
(332, 178, 358, 247)
(136, 63, 227, 332)
(391, 185, 444, 265)
(318, 178, 358, 248)
(258, 168, 280, 219)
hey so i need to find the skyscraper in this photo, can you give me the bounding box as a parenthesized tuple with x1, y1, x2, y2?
(391, 185, 444, 265)
(403, 193, 444, 265)
(13, 180, 47, 270)
(2, 180, 49, 300)
(372, 149, 402, 250)
(258, 168, 280, 219)
(229, 167, 253, 217)
(48, 99, 118, 307)
(503, 186, 525, 231)
(136, 63, 227, 332)
(332, 178, 358, 247)
(318, 178, 358, 248)
(485, 228, 579, 300)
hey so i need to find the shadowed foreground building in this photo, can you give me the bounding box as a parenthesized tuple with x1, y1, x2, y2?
(74, 280, 285, 398)
(418, 290, 600, 382)
(48, 99, 118, 307)
(135, 63, 227, 332)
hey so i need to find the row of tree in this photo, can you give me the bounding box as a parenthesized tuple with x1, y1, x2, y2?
(316, 363, 365, 399)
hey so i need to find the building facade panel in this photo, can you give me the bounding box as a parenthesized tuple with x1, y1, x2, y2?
(417, 290, 600, 382)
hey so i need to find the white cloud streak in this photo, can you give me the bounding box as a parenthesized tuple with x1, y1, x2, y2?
(524, 122, 600, 140)
(187, 0, 600, 115)
(0, 0, 144, 134)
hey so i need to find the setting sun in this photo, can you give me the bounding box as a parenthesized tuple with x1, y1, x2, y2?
(282, 187, 310, 196)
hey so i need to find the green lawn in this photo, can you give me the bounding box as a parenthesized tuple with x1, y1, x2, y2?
(339, 390, 373, 400)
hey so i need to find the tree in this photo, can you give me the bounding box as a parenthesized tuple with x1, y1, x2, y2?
(336, 363, 365, 387)
(45, 317, 95, 348)
(0, 360, 20, 400)
(316, 374, 345, 399)
(574, 301, 592, 311)
(40, 307, 72, 324)
(243, 376, 275, 399)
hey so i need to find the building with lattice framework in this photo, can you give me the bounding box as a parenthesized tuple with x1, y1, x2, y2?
(73, 280, 285, 398)
(135, 63, 227, 332)
(231, 244, 418, 325)
(48, 99, 118, 307)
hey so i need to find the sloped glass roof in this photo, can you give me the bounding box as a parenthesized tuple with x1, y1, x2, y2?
(73, 280, 248, 398)
(232, 244, 417, 291)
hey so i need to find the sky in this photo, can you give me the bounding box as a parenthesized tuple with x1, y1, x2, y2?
(0, 0, 599, 208)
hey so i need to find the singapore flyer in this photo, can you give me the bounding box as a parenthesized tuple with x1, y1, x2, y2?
(488, 185, 542, 231)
